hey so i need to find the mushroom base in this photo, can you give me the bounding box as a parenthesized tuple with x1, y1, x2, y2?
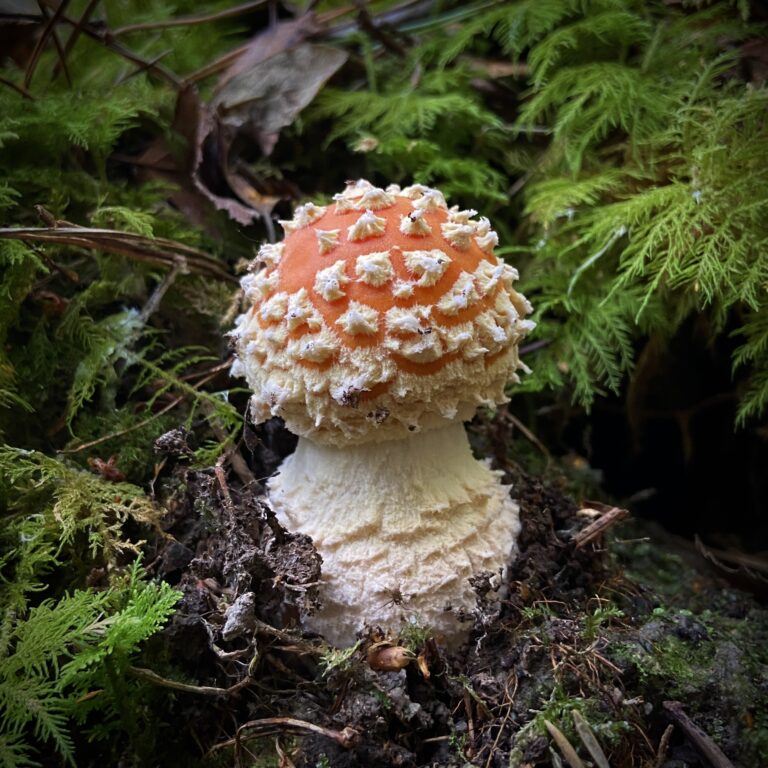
(267, 421, 521, 646)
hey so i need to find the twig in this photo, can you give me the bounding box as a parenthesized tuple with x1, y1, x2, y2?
(113, 0, 270, 36)
(253, 618, 312, 645)
(504, 410, 550, 464)
(114, 49, 174, 86)
(62, 394, 184, 454)
(354, 0, 408, 57)
(205, 396, 256, 487)
(207, 718, 361, 758)
(58, 0, 100, 72)
(37, 0, 182, 87)
(694, 535, 768, 579)
(573, 506, 630, 549)
(24, 0, 71, 88)
(463, 690, 475, 755)
(183, 41, 250, 85)
(663, 701, 735, 768)
(519, 338, 551, 356)
(482, 673, 517, 768)
(0, 75, 34, 100)
(130, 665, 251, 696)
(36, 0, 72, 86)
(139, 259, 186, 323)
(61, 366, 224, 454)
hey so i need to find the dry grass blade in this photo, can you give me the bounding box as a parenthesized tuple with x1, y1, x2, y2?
(572, 710, 610, 768)
(544, 719, 587, 768)
(0, 226, 237, 283)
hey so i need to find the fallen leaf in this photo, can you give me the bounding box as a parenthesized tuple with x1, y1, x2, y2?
(214, 42, 348, 155)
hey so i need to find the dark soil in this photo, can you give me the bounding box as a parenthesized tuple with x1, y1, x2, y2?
(141, 416, 768, 768)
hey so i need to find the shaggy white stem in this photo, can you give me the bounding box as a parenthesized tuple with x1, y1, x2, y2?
(268, 421, 520, 646)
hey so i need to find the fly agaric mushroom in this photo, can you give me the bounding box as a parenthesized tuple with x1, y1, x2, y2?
(230, 180, 534, 645)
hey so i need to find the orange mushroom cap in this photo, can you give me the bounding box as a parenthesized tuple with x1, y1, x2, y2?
(231, 180, 534, 444)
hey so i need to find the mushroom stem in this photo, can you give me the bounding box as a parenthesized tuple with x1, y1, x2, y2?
(268, 421, 520, 645)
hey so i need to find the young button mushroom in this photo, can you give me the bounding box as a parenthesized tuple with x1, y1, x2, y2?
(230, 180, 535, 646)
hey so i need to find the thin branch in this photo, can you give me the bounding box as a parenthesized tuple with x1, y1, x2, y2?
(62, 394, 184, 454)
(113, 0, 270, 36)
(0, 76, 34, 100)
(694, 535, 768, 579)
(130, 666, 251, 696)
(183, 41, 250, 85)
(573, 506, 630, 549)
(37, 0, 181, 87)
(207, 718, 361, 758)
(59, 0, 101, 67)
(24, 0, 71, 88)
(139, 260, 185, 323)
(114, 49, 173, 86)
(37, 0, 72, 86)
(354, 0, 408, 57)
(61, 365, 227, 454)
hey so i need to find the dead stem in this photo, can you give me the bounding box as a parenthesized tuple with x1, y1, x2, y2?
(130, 665, 251, 696)
(56, 0, 100, 74)
(206, 718, 361, 758)
(0, 75, 34, 99)
(113, 0, 271, 36)
(0, 225, 237, 283)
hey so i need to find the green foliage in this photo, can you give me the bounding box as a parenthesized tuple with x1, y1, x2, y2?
(318, 640, 362, 676)
(0, 446, 162, 559)
(310, 63, 510, 203)
(0, 561, 180, 767)
(313, 0, 768, 422)
(582, 604, 624, 642)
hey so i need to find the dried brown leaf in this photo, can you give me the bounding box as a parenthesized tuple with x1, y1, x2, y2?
(213, 42, 347, 155)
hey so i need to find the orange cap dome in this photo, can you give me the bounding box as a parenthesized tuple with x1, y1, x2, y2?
(231, 180, 534, 444)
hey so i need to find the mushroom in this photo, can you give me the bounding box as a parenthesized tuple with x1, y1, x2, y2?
(230, 180, 535, 646)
